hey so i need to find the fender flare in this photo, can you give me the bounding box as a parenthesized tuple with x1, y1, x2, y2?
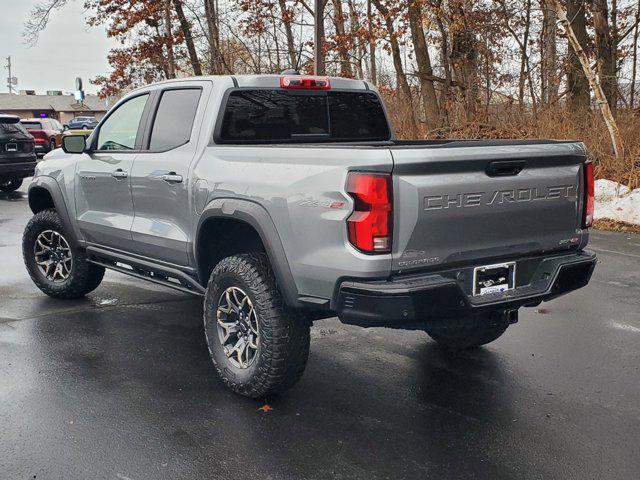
(195, 198, 299, 307)
(28, 175, 82, 247)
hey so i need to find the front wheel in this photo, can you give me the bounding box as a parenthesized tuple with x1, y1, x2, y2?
(424, 310, 514, 350)
(23, 209, 105, 299)
(0, 178, 23, 192)
(204, 253, 310, 398)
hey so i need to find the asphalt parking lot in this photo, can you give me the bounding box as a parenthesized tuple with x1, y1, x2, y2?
(1, 182, 639, 480)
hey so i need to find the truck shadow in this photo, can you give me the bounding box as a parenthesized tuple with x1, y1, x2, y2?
(413, 342, 514, 423)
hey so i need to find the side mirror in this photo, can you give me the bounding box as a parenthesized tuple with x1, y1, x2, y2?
(62, 135, 87, 154)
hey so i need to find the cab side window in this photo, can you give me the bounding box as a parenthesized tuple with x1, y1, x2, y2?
(97, 94, 149, 151)
(148, 89, 202, 151)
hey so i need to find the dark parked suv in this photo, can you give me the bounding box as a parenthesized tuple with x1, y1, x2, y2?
(21, 118, 63, 155)
(0, 114, 36, 192)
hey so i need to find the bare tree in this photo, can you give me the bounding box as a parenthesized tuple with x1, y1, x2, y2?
(164, 0, 176, 78)
(631, 0, 640, 109)
(565, 0, 590, 110)
(204, 0, 226, 74)
(367, 0, 377, 83)
(592, 0, 617, 111)
(23, 0, 70, 46)
(315, 0, 328, 75)
(372, 0, 419, 136)
(173, 0, 203, 75)
(331, 0, 354, 76)
(552, 0, 623, 159)
(407, 0, 440, 128)
(279, 0, 300, 70)
(449, 0, 478, 121)
(541, 0, 558, 105)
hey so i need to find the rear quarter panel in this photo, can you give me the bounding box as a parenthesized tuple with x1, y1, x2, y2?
(193, 145, 394, 301)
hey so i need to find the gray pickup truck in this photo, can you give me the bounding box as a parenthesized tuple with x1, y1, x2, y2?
(22, 74, 596, 397)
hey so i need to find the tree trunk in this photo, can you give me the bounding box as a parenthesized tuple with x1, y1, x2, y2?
(565, 0, 590, 110)
(367, 0, 377, 83)
(205, 0, 225, 74)
(347, 0, 364, 78)
(541, 0, 558, 105)
(449, 0, 478, 121)
(278, 0, 299, 70)
(552, 0, 623, 159)
(434, 1, 452, 124)
(331, 0, 353, 77)
(592, 0, 617, 112)
(164, 0, 176, 79)
(407, 0, 440, 129)
(173, 0, 202, 76)
(518, 0, 532, 107)
(372, 0, 419, 137)
(314, 0, 327, 75)
(631, 0, 640, 109)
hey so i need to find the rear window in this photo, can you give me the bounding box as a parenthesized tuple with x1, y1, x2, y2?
(149, 88, 201, 151)
(1, 122, 30, 136)
(22, 122, 42, 130)
(218, 89, 391, 143)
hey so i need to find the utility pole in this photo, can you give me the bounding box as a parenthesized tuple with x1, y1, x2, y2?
(314, 0, 326, 75)
(6, 56, 14, 94)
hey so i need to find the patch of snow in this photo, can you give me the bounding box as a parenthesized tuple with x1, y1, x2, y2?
(594, 179, 640, 225)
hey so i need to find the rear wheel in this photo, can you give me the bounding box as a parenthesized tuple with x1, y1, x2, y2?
(23, 209, 105, 299)
(0, 178, 22, 192)
(204, 253, 310, 398)
(424, 310, 514, 350)
(50, 138, 56, 151)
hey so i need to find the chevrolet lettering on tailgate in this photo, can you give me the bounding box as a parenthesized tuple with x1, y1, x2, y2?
(424, 184, 576, 211)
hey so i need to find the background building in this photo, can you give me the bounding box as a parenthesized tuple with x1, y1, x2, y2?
(0, 91, 109, 124)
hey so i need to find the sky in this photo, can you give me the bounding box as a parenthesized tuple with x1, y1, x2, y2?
(0, 0, 117, 94)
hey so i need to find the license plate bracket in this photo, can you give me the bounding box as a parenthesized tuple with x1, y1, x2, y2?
(473, 262, 516, 296)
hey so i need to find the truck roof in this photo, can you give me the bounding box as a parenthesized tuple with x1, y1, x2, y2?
(129, 74, 375, 94)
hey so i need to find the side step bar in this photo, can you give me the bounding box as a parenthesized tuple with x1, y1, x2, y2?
(86, 246, 205, 296)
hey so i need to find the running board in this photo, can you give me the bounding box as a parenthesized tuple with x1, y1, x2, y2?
(86, 246, 205, 296)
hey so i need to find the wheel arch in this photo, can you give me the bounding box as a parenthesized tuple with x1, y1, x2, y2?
(28, 176, 80, 246)
(195, 198, 299, 307)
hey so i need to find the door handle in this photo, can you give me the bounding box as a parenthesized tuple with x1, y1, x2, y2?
(486, 160, 525, 177)
(162, 172, 183, 184)
(111, 169, 128, 179)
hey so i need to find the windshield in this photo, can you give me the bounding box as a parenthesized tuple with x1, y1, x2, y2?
(22, 122, 42, 130)
(218, 89, 391, 144)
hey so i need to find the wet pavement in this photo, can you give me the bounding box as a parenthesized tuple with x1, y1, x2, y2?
(1, 182, 639, 480)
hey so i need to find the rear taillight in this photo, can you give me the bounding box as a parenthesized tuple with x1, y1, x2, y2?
(280, 75, 331, 90)
(583, 161, 594, 228)
(30, 130, 46, 140)
(346, 172, 392, 254)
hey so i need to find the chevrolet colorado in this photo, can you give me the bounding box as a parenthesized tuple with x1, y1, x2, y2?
(22, 74, 596, 397)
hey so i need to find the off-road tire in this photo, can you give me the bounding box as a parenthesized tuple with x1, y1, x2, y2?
(204, 253, 310, 398)
(424, 310, 512, 350)
(23, 209, 105, 299)
(0, 179, 23, 192)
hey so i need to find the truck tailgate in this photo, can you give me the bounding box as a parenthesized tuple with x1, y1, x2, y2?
(390, 141, 587, 273)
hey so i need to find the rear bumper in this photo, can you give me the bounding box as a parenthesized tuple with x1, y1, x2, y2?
(0, 160, 37, 179)
(335, 250, 597, 327)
